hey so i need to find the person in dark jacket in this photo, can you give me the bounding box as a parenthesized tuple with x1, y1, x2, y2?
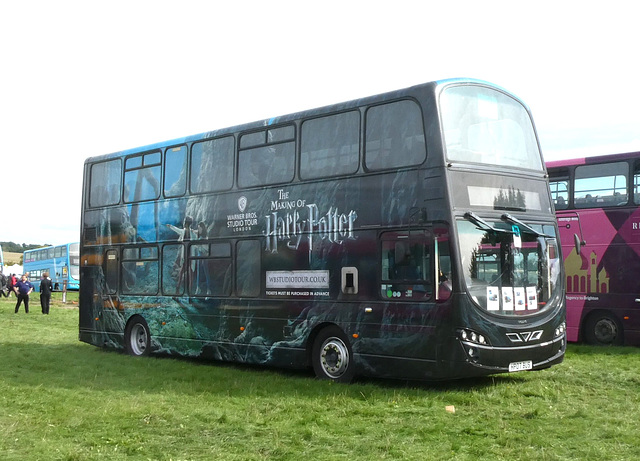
(0, 272, 7, 297)
(5, 273, 16, 298)
(14, 274, 34, 313)
(40, 272, 54, 314)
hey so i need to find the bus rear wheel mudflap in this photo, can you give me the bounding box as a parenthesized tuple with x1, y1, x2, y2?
(311, 326, 355, 383)
(125, 316, 151, 356)
(583, 311, 623, 346)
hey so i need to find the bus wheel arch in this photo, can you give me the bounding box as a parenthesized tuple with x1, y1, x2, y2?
(583, 310, 623, 346)
(124, 315, 152, 356)
(310, 324, 355, 383)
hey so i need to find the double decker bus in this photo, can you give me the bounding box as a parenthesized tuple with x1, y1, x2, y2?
(23, 243, 80, 291)
(79, 78, 565, 382)
(548, 151, 640, 346)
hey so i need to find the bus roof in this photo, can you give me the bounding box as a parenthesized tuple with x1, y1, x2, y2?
(546, 151, 640, 169)
(84, 77, 520, 165)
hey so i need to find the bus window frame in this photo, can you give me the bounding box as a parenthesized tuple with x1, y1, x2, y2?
(364, 98, 427, 172)
(123, 150, 162, 204)
(379, 229, 435, 301)
(163, 144, 188, 198)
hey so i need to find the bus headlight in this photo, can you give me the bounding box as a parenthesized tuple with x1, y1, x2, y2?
(458, 328, 489, 345)
(554, 322, 566, 338)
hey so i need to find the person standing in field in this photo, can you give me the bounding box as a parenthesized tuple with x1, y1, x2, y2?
(0, 272, 7, 297)
(5, 273, 16, 298)
(14, 274, 34, 314)
(40, 271, 53, 314)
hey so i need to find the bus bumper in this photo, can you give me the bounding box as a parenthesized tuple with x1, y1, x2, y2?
(456, 334, 566, 374)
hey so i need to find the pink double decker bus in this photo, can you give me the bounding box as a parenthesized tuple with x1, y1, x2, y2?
(548, 152, 640, 346)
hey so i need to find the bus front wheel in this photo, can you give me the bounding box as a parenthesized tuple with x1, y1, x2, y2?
(311, 326, 354, 383)
(125, 316, 151, 356)
(583, 312, 623, 346)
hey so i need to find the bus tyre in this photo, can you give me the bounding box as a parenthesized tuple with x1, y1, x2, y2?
(584, 312, 623, 346)
(125, 316, 151, 356)
(311, 326, 354, 383)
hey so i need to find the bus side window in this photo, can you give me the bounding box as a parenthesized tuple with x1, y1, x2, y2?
(300, 111, 360, 180)
(549, 179, 569, 209)
(188, 242, 232, 297)
(124, 152, 161, 203)
(365, 100, 426, 171)
(380, 232, 432, 300)
(191, 137, 234, 194)
(121, 246, 159, 295)
(633, 162, 640, 204)
(90, 159, 122, 208)
(574, 162, 628, 208)
(238, 126, 295, 188)
(164, 145, 187, 197)
(161, 244, 184, 296)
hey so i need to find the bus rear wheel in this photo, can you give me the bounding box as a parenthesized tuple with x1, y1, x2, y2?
(584, 312, 623, 346)
(311, 326, 354, 383)
(125, 316, 151, 356)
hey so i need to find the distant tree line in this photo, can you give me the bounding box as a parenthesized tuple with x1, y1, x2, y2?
(1, 242, 50, 253)
(1, 242, 50, 267)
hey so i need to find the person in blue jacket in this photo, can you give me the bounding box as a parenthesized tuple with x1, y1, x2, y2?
(14, 274, 34, 314)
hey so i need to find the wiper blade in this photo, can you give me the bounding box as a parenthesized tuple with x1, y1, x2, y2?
(501, 213, 554, 238)
(464, 211, 515, 235)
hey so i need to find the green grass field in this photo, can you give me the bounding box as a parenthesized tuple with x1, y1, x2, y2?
(2, 293, 640, 460)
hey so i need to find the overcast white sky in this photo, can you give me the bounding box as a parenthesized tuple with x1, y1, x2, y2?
(2, 1, 639, 246)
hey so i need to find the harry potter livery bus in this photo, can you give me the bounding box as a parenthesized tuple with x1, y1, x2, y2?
(79, 78, 565, 382)
(548, 151, 640, 346)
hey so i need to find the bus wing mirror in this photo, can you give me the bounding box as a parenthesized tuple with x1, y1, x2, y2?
(437, 279, 452, 303)
(573, 233, 582, 255)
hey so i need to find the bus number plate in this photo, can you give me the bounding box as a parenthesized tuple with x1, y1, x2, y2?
(508, 360, 532, 372)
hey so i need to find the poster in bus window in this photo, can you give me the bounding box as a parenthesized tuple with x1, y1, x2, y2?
(502, 287, 514, 311)
(514, 287, 526, 311)
(487, 286, 500, 311)
(526, 286, 538, 310)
